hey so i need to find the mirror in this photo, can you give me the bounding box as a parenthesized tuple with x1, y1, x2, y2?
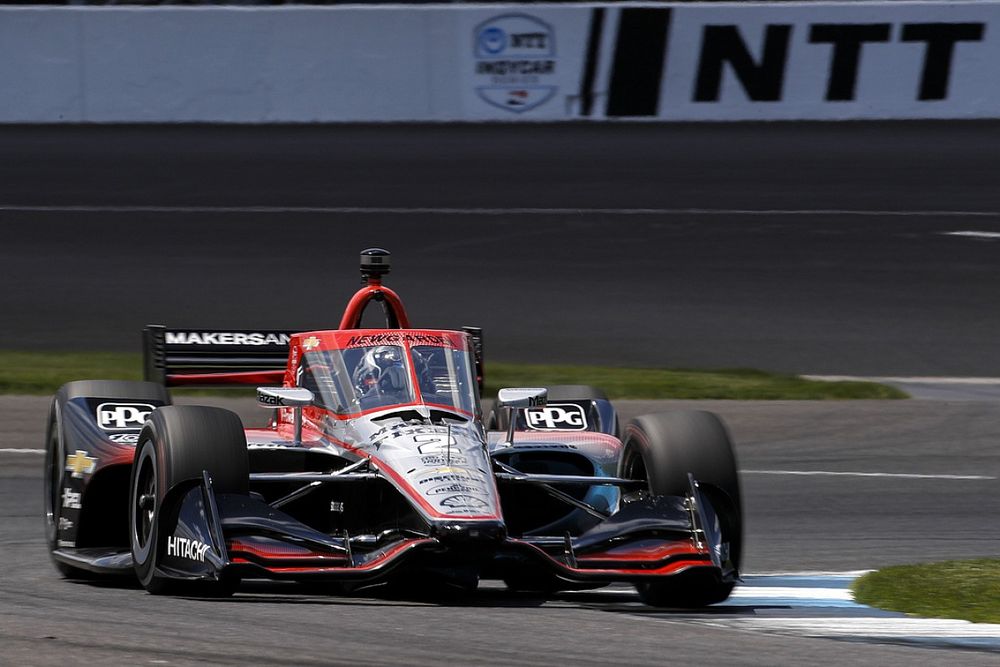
(257, 386, 314, 409)
(497, 387, 548, 409)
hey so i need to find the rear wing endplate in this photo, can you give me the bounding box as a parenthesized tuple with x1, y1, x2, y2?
(143, 325, 295, 387)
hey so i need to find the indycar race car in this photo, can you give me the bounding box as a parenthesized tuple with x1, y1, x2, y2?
(44, 248, 742, 606)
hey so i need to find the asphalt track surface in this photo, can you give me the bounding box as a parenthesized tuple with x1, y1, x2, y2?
(3, 122, 1000, 664)
(4, 396, 1000, 665)
(3, 123, 1000, 375)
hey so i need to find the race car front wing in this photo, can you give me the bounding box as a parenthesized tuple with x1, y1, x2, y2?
(147, 468, 735, 588)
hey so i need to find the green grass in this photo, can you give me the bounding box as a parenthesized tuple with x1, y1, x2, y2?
(0, 351, 142, 394)
(484, 363, 906, 400)
(0, 351, 906, 400)
(853, 560, 1000, 623)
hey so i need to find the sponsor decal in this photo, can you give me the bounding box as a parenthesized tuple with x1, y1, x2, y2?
(346, 333, 451, 348)
(525, 404, 588, 431)
(302, 336, 321, 350)
(165, 332, 290, 347)
(691, 21, 985, 104)
(439, 495, 491, 512)
(426, 482, 488, 496)
(473, 14, 558, 113)
(420, 455, 469, 467)
(108, 433, 139, 445)
(166, 535, 211, 562)
(423, 466, 465, 476)
(58, 517, 73, 531)
(591, 8, 987, 118)
(417, 471, 487, 486)
(97, 403, 154, 431)
(330, 501, 345, 513)
(57, 539, 75, 548)
(65, 450, 97, 479)
(62, 488, 82, 510)
(256, 388, 312, 408)
(247, 442, 294, 449)
(258, 393, 282, 407)
(371, 424, 457, 450)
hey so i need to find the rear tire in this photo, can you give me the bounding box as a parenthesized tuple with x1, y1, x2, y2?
(44, 380, 171, 578)
(44, 399, 84, 578)
(618, 411, 742, 607)
(129, 405, 247, 596)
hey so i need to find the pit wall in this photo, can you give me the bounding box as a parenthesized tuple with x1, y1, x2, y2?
(2, 2, 997, 122)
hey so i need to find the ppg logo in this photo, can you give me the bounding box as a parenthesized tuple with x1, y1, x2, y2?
(524, 404, 588, 431)
(96, 403, 154, 431)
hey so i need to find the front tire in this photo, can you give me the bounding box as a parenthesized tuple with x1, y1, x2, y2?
(129, 405, 248, 595)
(619, 411, 742, 607)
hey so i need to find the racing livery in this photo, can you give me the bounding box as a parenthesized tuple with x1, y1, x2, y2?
(44, 248, 742, 606)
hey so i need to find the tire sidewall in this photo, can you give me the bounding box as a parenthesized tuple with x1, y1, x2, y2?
(129, 432, 162, 588)
(43, 400, 63, 550)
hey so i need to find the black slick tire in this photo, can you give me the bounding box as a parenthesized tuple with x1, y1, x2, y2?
(44, 398, 84, 578)
(129, 405, 247, 596)
(618, 411, 742, 608)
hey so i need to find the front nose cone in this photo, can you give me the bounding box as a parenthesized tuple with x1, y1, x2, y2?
(431, 520, 506, 544)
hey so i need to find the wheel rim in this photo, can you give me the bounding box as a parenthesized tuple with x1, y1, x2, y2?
(131, 442, 157, 561)
(620, 442, 651, 502)
(622, 450, 646, 482)
(622, 447, 649, 484)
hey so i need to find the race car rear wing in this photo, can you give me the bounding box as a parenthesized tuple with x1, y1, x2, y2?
(143, 325, 294, 387)
(143, 324, 485, 391)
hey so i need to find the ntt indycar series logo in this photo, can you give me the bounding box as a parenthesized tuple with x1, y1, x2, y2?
(473, 14, 557, 113)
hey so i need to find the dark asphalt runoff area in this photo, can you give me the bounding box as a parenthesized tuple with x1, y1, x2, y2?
(2, 123, 1000, 375)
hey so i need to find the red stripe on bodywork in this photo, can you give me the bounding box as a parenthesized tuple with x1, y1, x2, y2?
(576, 541, 703, 563)
(227, 539, 347, 562)
(511, 539, 714, 576)
(304, 401, 472, 422)
(231, 538, 433, 573)
(166, 370, 285, 386)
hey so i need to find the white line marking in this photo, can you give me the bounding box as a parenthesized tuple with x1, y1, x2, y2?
(729, 587, 854, 602)
(743, 570, 873, 578)
(944, 231, 1000, 239)
(0, 448, 45, 455)
(805, 374, 1000, 385)
(2, 204, 1000, 217)
(726, 617, 1000, 641)
(743, 469, 995, 480)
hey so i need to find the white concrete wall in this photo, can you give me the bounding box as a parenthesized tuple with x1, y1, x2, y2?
(0, 2, 997, 122)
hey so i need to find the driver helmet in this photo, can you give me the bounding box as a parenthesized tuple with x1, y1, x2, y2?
(353, 346, 406, 397)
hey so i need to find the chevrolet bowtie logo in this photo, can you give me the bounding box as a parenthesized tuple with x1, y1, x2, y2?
(65, 450, 97, 478)
(302, 336, 321, 350)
